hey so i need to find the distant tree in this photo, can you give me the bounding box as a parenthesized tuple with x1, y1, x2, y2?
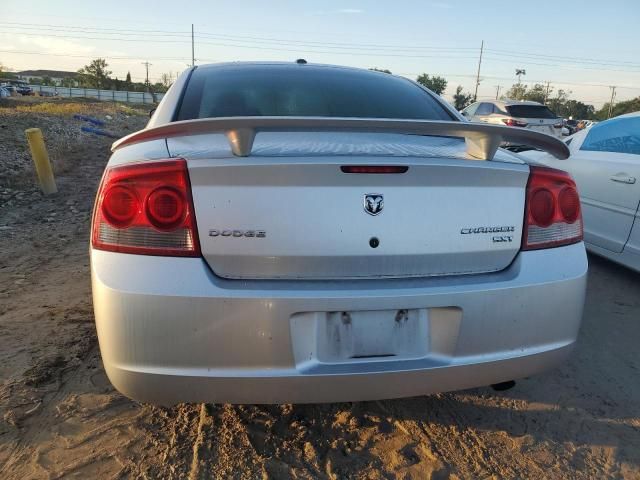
(522, 83, 548, 104)
(160, 72, 173, 88)
(558, 100, 595, 119)
(452, 86, 474, 110)
(595, 96, 640, 120)
(151, 82, 169, 93)
(546, 89, 570, 113)
(416, 74, 448, 95)
(0, 63, 16, 80)
(369, 67, 392, 74)
(78, 58, 112, 89)
(504, 83, 528, 101)
(60, 77, 77, 87)
(40, 76, 55, 86)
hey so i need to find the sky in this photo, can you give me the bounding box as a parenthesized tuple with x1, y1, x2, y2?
(1, 0, 639, 108)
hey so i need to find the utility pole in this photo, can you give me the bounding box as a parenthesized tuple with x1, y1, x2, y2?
(141, 61, 152, 91)
(191, 24, 195, 67)
(495, 85, 501, 100)
(608, 86, 617, 118)
(544, 81, 551, 104)
(473, 40, 484, 102)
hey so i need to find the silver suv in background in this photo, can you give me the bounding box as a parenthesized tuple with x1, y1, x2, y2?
(461, 100, 564, 145)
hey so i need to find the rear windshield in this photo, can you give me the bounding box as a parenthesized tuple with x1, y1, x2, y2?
(506, 105, 558, 119)
(176, 65, 454, 121)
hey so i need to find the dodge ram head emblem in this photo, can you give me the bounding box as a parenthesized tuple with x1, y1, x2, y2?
(364, 194, 384, 216)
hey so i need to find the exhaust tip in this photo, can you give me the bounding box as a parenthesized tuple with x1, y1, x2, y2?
(491, 380, 516, 391)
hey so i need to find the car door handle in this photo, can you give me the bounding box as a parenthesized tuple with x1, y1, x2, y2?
(610, 174, 636, 184)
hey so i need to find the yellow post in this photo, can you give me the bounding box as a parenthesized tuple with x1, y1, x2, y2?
(25, 128, 57, 194)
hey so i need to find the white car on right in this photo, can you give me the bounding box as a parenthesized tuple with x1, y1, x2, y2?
(522, 112, 640, 272)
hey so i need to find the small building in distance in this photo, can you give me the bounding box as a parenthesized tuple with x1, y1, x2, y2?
(16, 70, 79, 86)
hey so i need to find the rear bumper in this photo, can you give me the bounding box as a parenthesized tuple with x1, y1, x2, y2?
(91, 243, 587, 405)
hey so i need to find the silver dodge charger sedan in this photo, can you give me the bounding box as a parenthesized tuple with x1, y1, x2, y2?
(91, 62, 587, 405)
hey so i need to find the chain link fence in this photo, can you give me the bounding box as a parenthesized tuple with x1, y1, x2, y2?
(29, 85, 165, 104)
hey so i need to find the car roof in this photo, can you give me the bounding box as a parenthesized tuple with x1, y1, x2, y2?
(195, 61, 389, 76)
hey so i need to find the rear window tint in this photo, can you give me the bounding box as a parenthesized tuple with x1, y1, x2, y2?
(475, 103, 494, 115)
(506, 105, 558, 119)
(176, 65, 454, 121)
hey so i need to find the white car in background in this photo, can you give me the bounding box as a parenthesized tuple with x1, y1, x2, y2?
(461, 100, 564, 147)
(522, 112, 640, 272)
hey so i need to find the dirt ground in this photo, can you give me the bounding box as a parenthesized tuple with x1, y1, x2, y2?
(0, 100, 639, 479)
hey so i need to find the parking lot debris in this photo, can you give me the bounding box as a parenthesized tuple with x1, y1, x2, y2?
(80, 126, 118, 139)
(73, 114, 105, 126)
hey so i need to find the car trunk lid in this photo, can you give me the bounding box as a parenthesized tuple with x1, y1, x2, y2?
(169, 132, 529, 280)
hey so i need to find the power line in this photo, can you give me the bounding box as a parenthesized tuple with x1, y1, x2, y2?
(3, 29, 636, 72)
(483, 55, 640, 73)
(3, 20, 640, 69)
(0, 49, 189, 62)
(192, 32, 478, 52)
(0, 21, 479, 51)
(2, 48, 639, 94)
(486, 48, 640, 68)
(0, 30, 191, 43)
(3, 21, 640, 76)
(0, 23, 191, 37)
(3, 20, 638, 66)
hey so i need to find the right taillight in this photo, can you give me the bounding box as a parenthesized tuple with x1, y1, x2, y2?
(522, 166, 583, 250)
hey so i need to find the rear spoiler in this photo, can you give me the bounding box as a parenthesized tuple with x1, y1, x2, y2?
(112, 117, 569, 160)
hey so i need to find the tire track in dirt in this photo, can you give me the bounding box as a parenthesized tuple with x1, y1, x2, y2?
(0, 343, 161, 479)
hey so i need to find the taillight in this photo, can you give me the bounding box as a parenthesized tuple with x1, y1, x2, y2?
(502, 118, 528, 127)
(522, 166, 583, 250)
(91, 159, 200, 257)
(553, 121, 563, 129)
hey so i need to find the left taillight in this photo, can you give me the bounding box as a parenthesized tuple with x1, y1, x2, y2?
(502, 118, 528, 127)
(91, 159, 200, 257)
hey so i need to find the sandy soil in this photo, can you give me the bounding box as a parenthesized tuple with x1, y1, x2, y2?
(1, 101, 639, 479)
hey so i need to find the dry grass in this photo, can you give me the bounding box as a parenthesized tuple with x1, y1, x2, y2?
(0, 98, 149, 188)
(0, 98, 150, 117)
(13, 102, 95, 116)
